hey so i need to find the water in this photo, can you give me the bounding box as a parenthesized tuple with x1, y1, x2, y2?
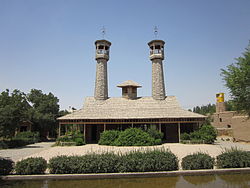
(1, 173, 250, 188)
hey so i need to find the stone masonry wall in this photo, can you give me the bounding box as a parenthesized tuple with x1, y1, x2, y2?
(232, 116, 250, 142)
(152, 59, 166, 100)
(94, 59, 108, 100)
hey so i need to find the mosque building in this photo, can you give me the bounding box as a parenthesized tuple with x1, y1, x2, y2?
(58, 38, 206, 143)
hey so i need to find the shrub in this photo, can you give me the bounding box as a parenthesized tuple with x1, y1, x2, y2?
(74, 138, 85, 146)
(49, 150, 178, 174)
(114, 128, 155, 146)
(78, 153, 120, 173)
(56, 131, 85, 146)
(0, 157, 14, 175)
(180, 125, 217, 144)
(180, 133, 190, 141)
(181, 152, 214, 170)
(15, 157, 47, 175)
(199, 125, 217, 144)
(15, 131, 40, 143)
(2, 139, 29, 148)
(48, 155, 82, 174)
(98, 130, 120, 145)
(216, 147, 250, 168)
(56, 135, 73, 142)
(146, 128, 163, 140)
(0, 141, 8, 149)
(48, 153, 120, 174)
(118, 149, 179, 172)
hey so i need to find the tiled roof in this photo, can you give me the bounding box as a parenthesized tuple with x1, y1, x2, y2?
(58, 96, 206, 120)
(117, 80, 142, 88)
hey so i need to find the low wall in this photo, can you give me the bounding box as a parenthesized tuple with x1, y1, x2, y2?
(2, 168, 250, 181)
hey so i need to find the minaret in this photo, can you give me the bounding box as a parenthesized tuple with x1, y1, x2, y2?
(216, 93, 226, 113)
(148, 39, 166, 100)
(94, 40, 111, 100)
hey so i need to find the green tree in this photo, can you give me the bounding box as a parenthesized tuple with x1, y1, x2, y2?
(0, 89, 30, 138)
(27, 89, 59, 139)
(193, 104, 216, 115)
(221, 43, 250, 116)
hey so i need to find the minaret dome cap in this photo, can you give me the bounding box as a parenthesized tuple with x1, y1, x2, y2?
(148, 39, 165, 46)
(95, 39, 111, 46)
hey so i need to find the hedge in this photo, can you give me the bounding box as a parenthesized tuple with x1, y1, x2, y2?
(0, 157, 14, 175)
(48, 153, 120, 174)
(181, 152, 215, 170)
(118, 149, 179, 172)
(15, 157, 47, 175)
(48, 149, 178, 174)
(216, 147, 250, 168)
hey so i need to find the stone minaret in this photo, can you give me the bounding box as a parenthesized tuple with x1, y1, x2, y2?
(94, 40, 111, 100)
(148, 40, 166, 100)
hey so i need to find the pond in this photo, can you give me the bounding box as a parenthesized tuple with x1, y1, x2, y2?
(1, 173, 250, 188)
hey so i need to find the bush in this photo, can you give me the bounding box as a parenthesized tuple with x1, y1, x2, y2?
(199, 125, 217, 144)
(181, 152, 214, 170)
(98, 130, 120, 145)
(49, 149, 178, 174)
(48, 155, 82, 174)
(118, 149, 179, 172)
(78, 153, 120, 173)
(56, 131, 85, 146)
(180, 124, 217, 144)
(56, 135, 73, 142)
(0, 141, 8, 149)
(48, 153, 120, 174)
(0, 157, 14, 175)
(74, 138, 84, 146)
(180, 133, 190, 141)
(216, 147, 250, 168)
(146, 128, 163, 140)
(114, 128, 155, 146)
(15, 157, 47, 175)
(15, 131, 40, 143)
(1, 139, 29, 148)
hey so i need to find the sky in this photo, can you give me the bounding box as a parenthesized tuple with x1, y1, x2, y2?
(0, 0, 249, 110)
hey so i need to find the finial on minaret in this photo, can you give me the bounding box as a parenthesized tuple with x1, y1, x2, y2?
(101, 26, 106, 39)
(154, 26, 158, 38)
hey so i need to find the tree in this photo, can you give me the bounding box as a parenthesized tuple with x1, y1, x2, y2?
(193, 104, 216, 115)
(221, 43, 250, 116)
(27, 89, 59, 139)
(0, 89, 30, 138)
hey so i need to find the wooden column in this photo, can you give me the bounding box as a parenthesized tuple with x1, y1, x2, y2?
(58, 122, 61, 137)
(159, 123, 162, 133)
(178, 122, 181, 143)
(84, 124, 86, 142)
(65, 125, 68, 135)
(104, 124, 106, 131)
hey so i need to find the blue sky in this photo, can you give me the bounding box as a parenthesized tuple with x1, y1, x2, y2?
(0, 0, 249, 110)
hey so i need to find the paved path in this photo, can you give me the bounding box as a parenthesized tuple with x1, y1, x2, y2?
(24, 139, 250, 162)
(0, 142, 54, 162)
(1, 139, 250, 163)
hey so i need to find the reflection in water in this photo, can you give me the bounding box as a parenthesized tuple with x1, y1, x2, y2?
(183, 175, 216, 185)
(48, 176, 180, 188)
(218, 174, 250, 187)
(1, 173, 250, 188)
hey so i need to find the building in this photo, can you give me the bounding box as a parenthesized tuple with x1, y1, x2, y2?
(58, 38, 206, 143)
(212, 93, 250, 142)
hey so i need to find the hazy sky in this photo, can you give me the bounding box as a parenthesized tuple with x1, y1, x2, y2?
(0, 0, 249, 110)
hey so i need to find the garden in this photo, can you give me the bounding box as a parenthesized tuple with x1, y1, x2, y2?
(1, 147, 250, 175)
